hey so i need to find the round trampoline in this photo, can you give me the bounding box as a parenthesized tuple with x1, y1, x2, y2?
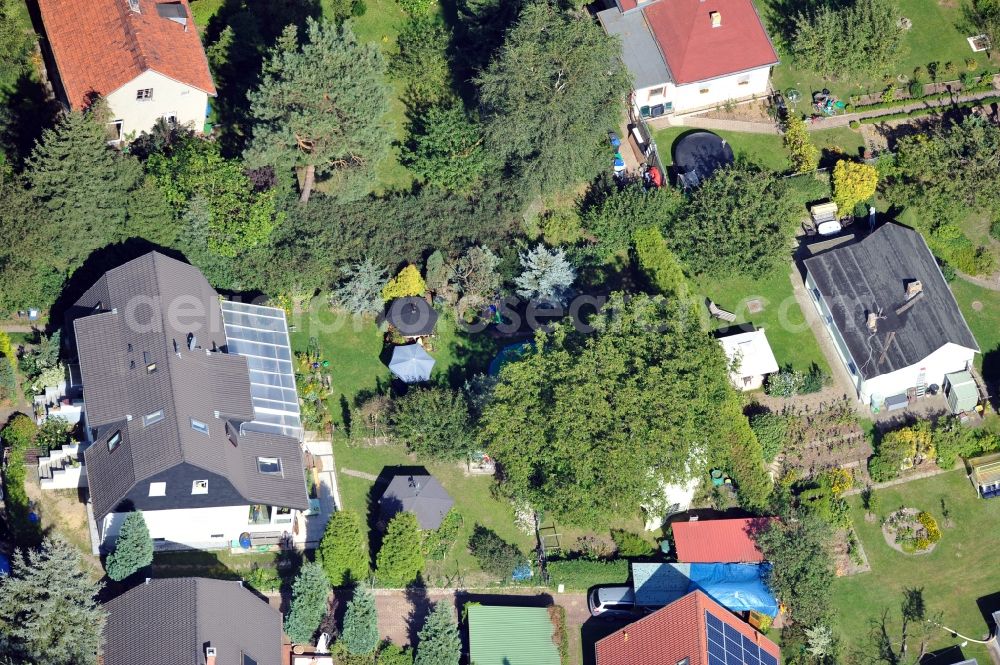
(672, 131, 735, 188)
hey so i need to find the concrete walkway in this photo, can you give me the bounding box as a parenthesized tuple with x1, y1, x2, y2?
(656, 85, 1000, 135)
(298, 441, 341, 548)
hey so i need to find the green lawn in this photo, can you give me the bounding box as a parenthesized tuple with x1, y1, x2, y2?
(333, 437, 537, 586)
(348, 0, 417, 193)
(830, 470, 1000, 663)
(653, 127, 788, 172)
(950, 279, 1000, 380)
(691, 263, 830, 375)
(289, 301, 503, 425)
(760, 0, 992, 107)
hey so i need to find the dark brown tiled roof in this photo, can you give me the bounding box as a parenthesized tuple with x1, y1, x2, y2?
(103, 578, 282, 665)
(36, 0, 216, 110)
(74, 252, 308, 518)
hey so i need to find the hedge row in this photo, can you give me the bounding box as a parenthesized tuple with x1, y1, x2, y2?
(846, 79, 996, 114)
(545, 559, 629, 590)
(856, 96, 1000, 125)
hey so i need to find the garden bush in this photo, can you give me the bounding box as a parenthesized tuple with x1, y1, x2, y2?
(545, 558, 629, 590)
(908, 80, 923, 97)
(934, 418, 1000, 469)
(916, 511, 941, 543)
(468, 525, 526, 581)
(422, 509, 463, 560)
(765, 370, 803, 397)
(242, 563, 281, 594)
(376, 512, 425, 588)
(610, 529, 654, 557)
(991, 218, 1000, 241)
(749, 412, 788, 464)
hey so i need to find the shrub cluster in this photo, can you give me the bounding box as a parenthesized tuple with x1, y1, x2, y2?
(916, 511, 941, 544)
(610, 529, 654, 557)
(468, 525, 526, 581)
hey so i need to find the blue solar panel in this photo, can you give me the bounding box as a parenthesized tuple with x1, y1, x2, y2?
(709, 655, 726, 665)
(724, 624, 741, 643)
(707, 612, 724, 632)
(760, 653, 778, 665)
(745, 649, 761, 665)
(708, 639, 727, 660)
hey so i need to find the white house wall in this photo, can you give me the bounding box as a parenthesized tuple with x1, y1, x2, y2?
(860, 342, 977, 405)
(106, 70, 209, 139)
(634, 66, 771, 114)
(100, 504, 296, 550)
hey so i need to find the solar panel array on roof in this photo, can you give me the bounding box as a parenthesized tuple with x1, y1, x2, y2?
(706, 611, 777, 665)
(220, 300, 302, 439)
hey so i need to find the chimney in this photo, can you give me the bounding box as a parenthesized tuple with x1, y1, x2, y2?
(710, 10, 721, 27)
(206, 646, 217, 665)
(867, 312, 878, 333)
(905, 280, 923, 300)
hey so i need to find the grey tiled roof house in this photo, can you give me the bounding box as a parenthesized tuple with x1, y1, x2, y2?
(103, 577, 281, 665)
(71, 252, 308, 551)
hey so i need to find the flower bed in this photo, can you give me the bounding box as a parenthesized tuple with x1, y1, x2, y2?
(882, 508, 941, 555)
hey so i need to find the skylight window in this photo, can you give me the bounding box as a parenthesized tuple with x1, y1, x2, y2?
(143, 410, 164, 426)
(107, 430, 121, 452)
(149, 482, 166, 496)
(128, 0, 140, 12)
(192, 480, 208, 494)
(257, 457, 281, 474)
(190, 418, 209, 435)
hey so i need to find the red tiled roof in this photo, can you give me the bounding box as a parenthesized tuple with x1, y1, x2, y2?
(673, 518, 771, 563)
(595, 590, 779, 665)
(644, 0, 779, 85)
(37, 0, 216, 110)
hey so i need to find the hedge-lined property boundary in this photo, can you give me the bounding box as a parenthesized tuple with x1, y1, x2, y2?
(850, 95, 1000, 126)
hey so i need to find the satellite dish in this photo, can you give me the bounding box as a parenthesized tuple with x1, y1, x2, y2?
(785, 88, 802, 103)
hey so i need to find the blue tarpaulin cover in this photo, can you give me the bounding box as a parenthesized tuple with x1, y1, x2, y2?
(631, 562, 779, 617)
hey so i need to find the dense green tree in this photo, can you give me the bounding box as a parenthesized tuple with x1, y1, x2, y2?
(632, 226, 689, 298)
(791, 0, 905, 80)
(0, 536, 105, 665)
(246, 19, 391, 202)
(318, 510, 370, 586)
(146, 136, 282, 258)
(449, 246, 501, 307)
(784, 114, 819, 173)
(581, 182, 685, 258)
(453, 0, 525, 73)
(670, 162, 796, 278)
(341, 586, 379, 655)
(467, 525, 525, 580)
(402, 102, 488, 193)
(331, 258, 388, 317)
(390, 387, 471, 461)
(413, 601, 460, 665)
(476, 2, 630, 195)
(0, 0, 32, 84)
(756, 515, 835, 628)
(375, 512, 424, 587)
(480, 293, 769, 527)
(395, 16, 453, 108)
(283, 561, 330, 644)
(22, 107, 143, 282)
(104, 512, 153, 581)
